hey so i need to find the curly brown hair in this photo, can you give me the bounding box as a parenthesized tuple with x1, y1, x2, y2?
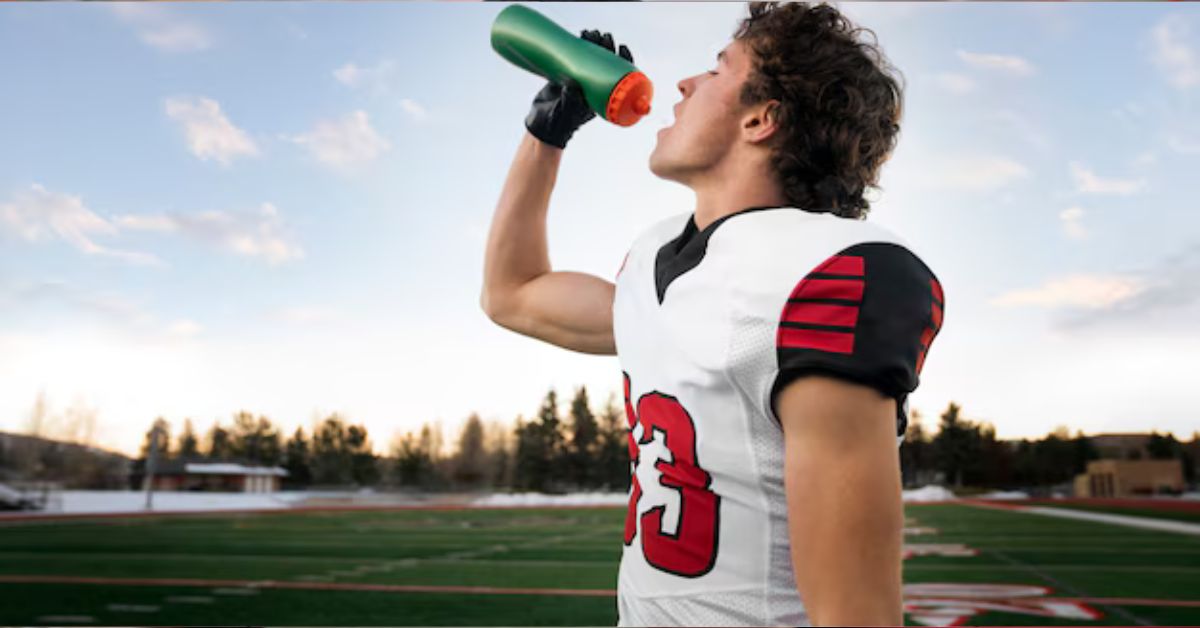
(734, 2, 904, 220)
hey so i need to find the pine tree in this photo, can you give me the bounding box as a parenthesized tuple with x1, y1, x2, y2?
(177, 419, 200, 459)
(283, 427, 312, 487)
(453, 413, 487, 488)
(567, 386, 599, 489)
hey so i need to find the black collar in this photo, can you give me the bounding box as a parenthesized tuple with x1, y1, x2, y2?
(654, 205, 792, 304)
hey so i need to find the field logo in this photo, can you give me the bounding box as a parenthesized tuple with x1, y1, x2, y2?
(902, 543, 977, 559)
(904, 583, 1103, 626)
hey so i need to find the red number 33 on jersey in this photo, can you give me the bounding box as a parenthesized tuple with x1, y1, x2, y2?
(623, 372, 720, 578)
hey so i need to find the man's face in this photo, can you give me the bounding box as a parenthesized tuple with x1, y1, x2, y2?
(649, 39, 754, 184)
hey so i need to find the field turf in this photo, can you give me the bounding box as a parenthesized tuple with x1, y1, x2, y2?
(1, 502, 1198, 626)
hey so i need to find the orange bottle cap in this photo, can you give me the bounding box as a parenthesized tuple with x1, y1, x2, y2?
(607, 71, 653, 127)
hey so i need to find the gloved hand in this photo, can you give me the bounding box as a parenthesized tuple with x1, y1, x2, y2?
(524, 29, 634, 149)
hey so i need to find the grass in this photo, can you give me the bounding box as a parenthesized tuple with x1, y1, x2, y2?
(1, 502, 1198, 625)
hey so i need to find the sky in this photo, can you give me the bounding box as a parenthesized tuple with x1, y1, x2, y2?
(2, 2, 1199, 457)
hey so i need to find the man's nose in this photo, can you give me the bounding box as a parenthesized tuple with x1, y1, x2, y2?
(677, 76, 693, 98)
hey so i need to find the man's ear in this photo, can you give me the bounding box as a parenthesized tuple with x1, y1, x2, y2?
(742, 99, 781, 144)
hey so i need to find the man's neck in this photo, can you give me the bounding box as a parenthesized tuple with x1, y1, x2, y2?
(690, 157, 787, 231)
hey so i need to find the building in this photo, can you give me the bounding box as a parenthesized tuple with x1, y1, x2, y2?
(1073, 458, 1184, 498)
(143, 459, 288, 493)
(1088, 433, 1152, 460)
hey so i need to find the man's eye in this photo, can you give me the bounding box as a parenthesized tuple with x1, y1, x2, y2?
(707, 70, 718, 76)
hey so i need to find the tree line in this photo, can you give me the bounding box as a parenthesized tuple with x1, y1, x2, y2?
(901, 402, 1199, 492)
(136, 386, 631, 493)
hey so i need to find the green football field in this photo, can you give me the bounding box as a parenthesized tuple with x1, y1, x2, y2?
(1, 501, 1198, 626)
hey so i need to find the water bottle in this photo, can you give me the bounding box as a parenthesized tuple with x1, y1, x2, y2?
(491, 4, 653, 127)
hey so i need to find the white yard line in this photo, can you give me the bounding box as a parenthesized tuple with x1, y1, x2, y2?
(163, 595, 214, 604)
(35, 616, 93, 624)
(106, 603, 161, 612)
(1023, 506, 1200, 537)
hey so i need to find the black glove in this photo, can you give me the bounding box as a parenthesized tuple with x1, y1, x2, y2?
(524, 29, 634, 149)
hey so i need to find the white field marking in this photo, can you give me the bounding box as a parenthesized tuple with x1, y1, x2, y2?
(211, 587, 260, 596)
(293, 574, 333, 582)
(164, 595, 214, 604)
(36, 616, 93, 623)
(1023, 506, 1200, 536)
(106, 604, 161, 612)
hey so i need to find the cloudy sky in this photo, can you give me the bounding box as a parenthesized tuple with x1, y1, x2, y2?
(2, 2, 1199, 457)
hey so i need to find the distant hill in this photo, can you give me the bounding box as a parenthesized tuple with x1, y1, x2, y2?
(0, 431, 132, 489)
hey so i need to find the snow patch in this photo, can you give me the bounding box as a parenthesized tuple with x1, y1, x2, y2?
(975, 490, 1030, 500)
(902, 486, 957, 503)
(471, 492, 628, 507)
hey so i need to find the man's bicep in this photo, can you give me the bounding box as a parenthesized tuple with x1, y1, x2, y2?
(506, 270, 616, 355)
(777, 375, 903, 626)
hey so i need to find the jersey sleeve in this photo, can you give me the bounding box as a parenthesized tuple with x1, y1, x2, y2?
(767, 242, 944, 435)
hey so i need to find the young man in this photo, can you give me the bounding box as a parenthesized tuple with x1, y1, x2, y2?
(482, 3, 944, 625)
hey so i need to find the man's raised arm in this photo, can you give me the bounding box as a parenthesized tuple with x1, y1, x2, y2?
(480, 130, 616, 355)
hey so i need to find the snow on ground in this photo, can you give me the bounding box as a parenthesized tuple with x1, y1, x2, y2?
(7, 484, 967, 516)
(902, 485, 957, 503)
(56, 490, 308, 514)
(974, 490, 1030, 500)
(471, 492, 629, 507)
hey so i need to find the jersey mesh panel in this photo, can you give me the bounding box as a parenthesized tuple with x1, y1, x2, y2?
(727, 309, 811, 627)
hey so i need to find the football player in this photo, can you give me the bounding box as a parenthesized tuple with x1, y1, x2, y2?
(482, 3, 944, 626)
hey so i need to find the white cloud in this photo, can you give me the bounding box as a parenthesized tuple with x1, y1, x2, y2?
(0, 184, 161, 266)
(288, 110, 391, 170)
(164, 97, 259, 166)
(333, 61, 396, 91)
(940, 155, 1030, 191)
(1069, 162, 1146, 196)
(1150, 15, 1199, 90)
(930, 72, 975, 95)
(399, 98, 429, 122)
(116, 202, 303, 265)
(991, 274, 1144, 309)
(1059, 206, 1087, 240)
(956, 50, 1036, 76)
(110, 4, 211, 53)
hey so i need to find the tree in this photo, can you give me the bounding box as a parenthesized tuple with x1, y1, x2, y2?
(283, 427, 312, 487)
(177, 419, 200, 459)
(900, 410, 932, 487)
(309, 414, 378, 486)
(453, 413, 487, 488)
(567, 386, 599, 488)
(140, 417, 172, 460)
(514, 389, 566, 492)
(392, 429, 434, 487)
(595, 392, 631, 491)
(932, 402, 977, 489)
(229, 412, 283, 466)
(311, 414, 352, 485)
(346, 423, 379, 486)
(206, 422, 233, 460)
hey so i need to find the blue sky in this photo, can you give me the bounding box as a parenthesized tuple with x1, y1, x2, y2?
(2, 2, 1199, 457)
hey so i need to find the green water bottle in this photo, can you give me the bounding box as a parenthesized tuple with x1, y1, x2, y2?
(490, 4, 653, 127)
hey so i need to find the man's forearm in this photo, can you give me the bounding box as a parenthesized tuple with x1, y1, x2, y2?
(481, 132, 563, 317)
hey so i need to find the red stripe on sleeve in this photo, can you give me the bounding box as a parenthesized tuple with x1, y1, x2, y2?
(932, 303, 943, 328)
(778, 327, 855, 354)
(781, 302, 860, 328)
(788, 278, 864, 302)
(931, 278, 943, 304)
(816, 255, 865, 277)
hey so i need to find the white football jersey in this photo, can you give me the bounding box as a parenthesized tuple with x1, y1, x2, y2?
(611, 205, 944, 626)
